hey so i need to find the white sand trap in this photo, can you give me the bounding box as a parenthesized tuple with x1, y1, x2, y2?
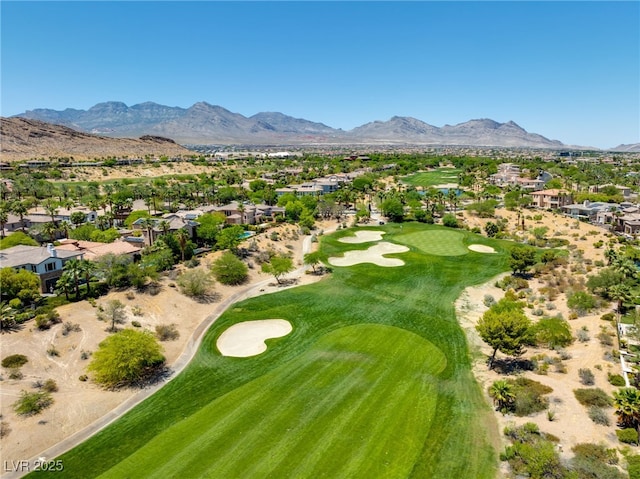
(468, 244, 496, 254)
(329, 242, 410, 267)
(338, 230, 385, 244)
(217, 319, 292, 357)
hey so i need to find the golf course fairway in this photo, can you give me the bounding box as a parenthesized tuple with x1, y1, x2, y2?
(30, 223, 509, 479)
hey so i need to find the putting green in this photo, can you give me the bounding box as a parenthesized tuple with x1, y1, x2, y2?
(97, 324, 446, 479)
(394, 229, 468, 256)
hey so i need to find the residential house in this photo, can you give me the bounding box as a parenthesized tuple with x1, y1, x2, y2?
(530, 189, 573, 209)
(29, 206, 97, 224)
(131, 216, 198, 246)
(0, 244, 84, 293)
(561, 201, 619, 223)
(56, 239, 142, 262)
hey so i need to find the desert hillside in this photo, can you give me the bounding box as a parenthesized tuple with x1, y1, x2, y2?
(0, 117, 191, 161)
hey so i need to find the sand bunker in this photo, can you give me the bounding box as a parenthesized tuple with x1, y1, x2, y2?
(468, 244, 496, 254)
(217, 319, 293, 357)
(338, 230, 385, 244)
(329, 242, 409, 267)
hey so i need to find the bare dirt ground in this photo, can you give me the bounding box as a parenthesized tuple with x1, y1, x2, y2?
(0, 219, 335, 467)
(456, 208, 624, 466)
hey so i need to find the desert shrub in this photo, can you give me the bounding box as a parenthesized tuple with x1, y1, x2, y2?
(598, 330, 614, 346)
(617, 428, 639, 445)
(47, 346, 59, 357)
(509, 377, 553, 416)
(567, 291, 597, 316)
(2, 354, 28, 369)
(155, 324, 180, 341)
(627, 455, 640, 479)
(131, 306, 143, 317)
(577, 327, 590, 343)
(61, 322, 81, 336)
(8, 368, 23, 380)
(571, 443, 623, 479)
(501, 423, 568, 478)
(42, 379, 58, 393)
(574, 388, 613, 407)
(177, 269, 215, 300)
(497, 275, 529, 291)
(211, 252, 249, 285)
(442, 213, 459, 228)
(13, 391, 54, 416)
(601, 313, 615, 322)
(608, 373, 626, 387)
(35, 315, 51, 330)
(131, 320, 142, 328)
(80, 350, 90, 360)
(483, 294, 496, 307)
(0, 421, 10, 438)
(588, 406, 610, 426)
(579, 368, 595, 386)
(79, 374, 88, 382)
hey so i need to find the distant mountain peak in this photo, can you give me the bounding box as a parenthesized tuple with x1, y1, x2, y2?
(14, 100, 570, 148)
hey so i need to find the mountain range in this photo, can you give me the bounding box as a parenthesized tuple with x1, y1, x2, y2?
(0, 117, 190, 161)
(15, 101, 568, 148)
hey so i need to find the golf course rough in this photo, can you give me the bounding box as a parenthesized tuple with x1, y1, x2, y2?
(33, 223, 505, 479)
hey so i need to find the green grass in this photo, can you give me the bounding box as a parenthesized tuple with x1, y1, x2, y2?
(97, 325, 446, 479)
(394, 229, 469, 256)
(32, 223, 508, 479)
(402, 168, 462, 188)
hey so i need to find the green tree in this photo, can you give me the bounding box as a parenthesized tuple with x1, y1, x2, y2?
(509, 246, 537, 275)
(63, 258, 84, 299)
(380, 197, 404, 222)
(476, 301, 532, 369)
(484, 222, 499, 238)
(70, 211, 86, 226)
(217, 225, 244, 254)
(196, 212, 226, 245)
(0, 267, 40, 304)
(442, 213, 459, 228)
(211, 252, 248, 285)
(304, 250, 327, 274)
(261, 254, 294, 284)
(98, 299, 127, 332)
(532, 316, 574, 348)
(87, 329, 165, 388)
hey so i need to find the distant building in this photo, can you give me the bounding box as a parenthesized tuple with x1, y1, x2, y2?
(530, 189, 573, 209)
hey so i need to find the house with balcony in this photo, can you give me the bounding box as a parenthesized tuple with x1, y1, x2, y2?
(530, 189, 573, 209)
(0, 244, 84, 293)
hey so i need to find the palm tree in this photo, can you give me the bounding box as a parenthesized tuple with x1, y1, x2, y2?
(141, 218, 157, 246)
(54, 271, 75, 300)
(175, 229, 190, 262)
(489, 380, 515, 413)
(42, 199, 59, 224)
(614, 388, 640, 432)
(0, 205, 8, 239)
(78, 260, 97, 297)
(63, 259, 84, 299)
(614, 257, 638, 281)
(10, 200, 28, 232)
(609, 283, 632, 326)
(42, 221, 59, 243)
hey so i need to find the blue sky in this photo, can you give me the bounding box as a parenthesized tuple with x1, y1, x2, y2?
(1, 1, 638, 149)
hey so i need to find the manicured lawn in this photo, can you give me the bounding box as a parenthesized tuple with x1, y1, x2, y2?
(402, 168, 462, 188)
(394, 229, 469, 256)
(32, 223, 508, 479)
(97, 325, 446, 479)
